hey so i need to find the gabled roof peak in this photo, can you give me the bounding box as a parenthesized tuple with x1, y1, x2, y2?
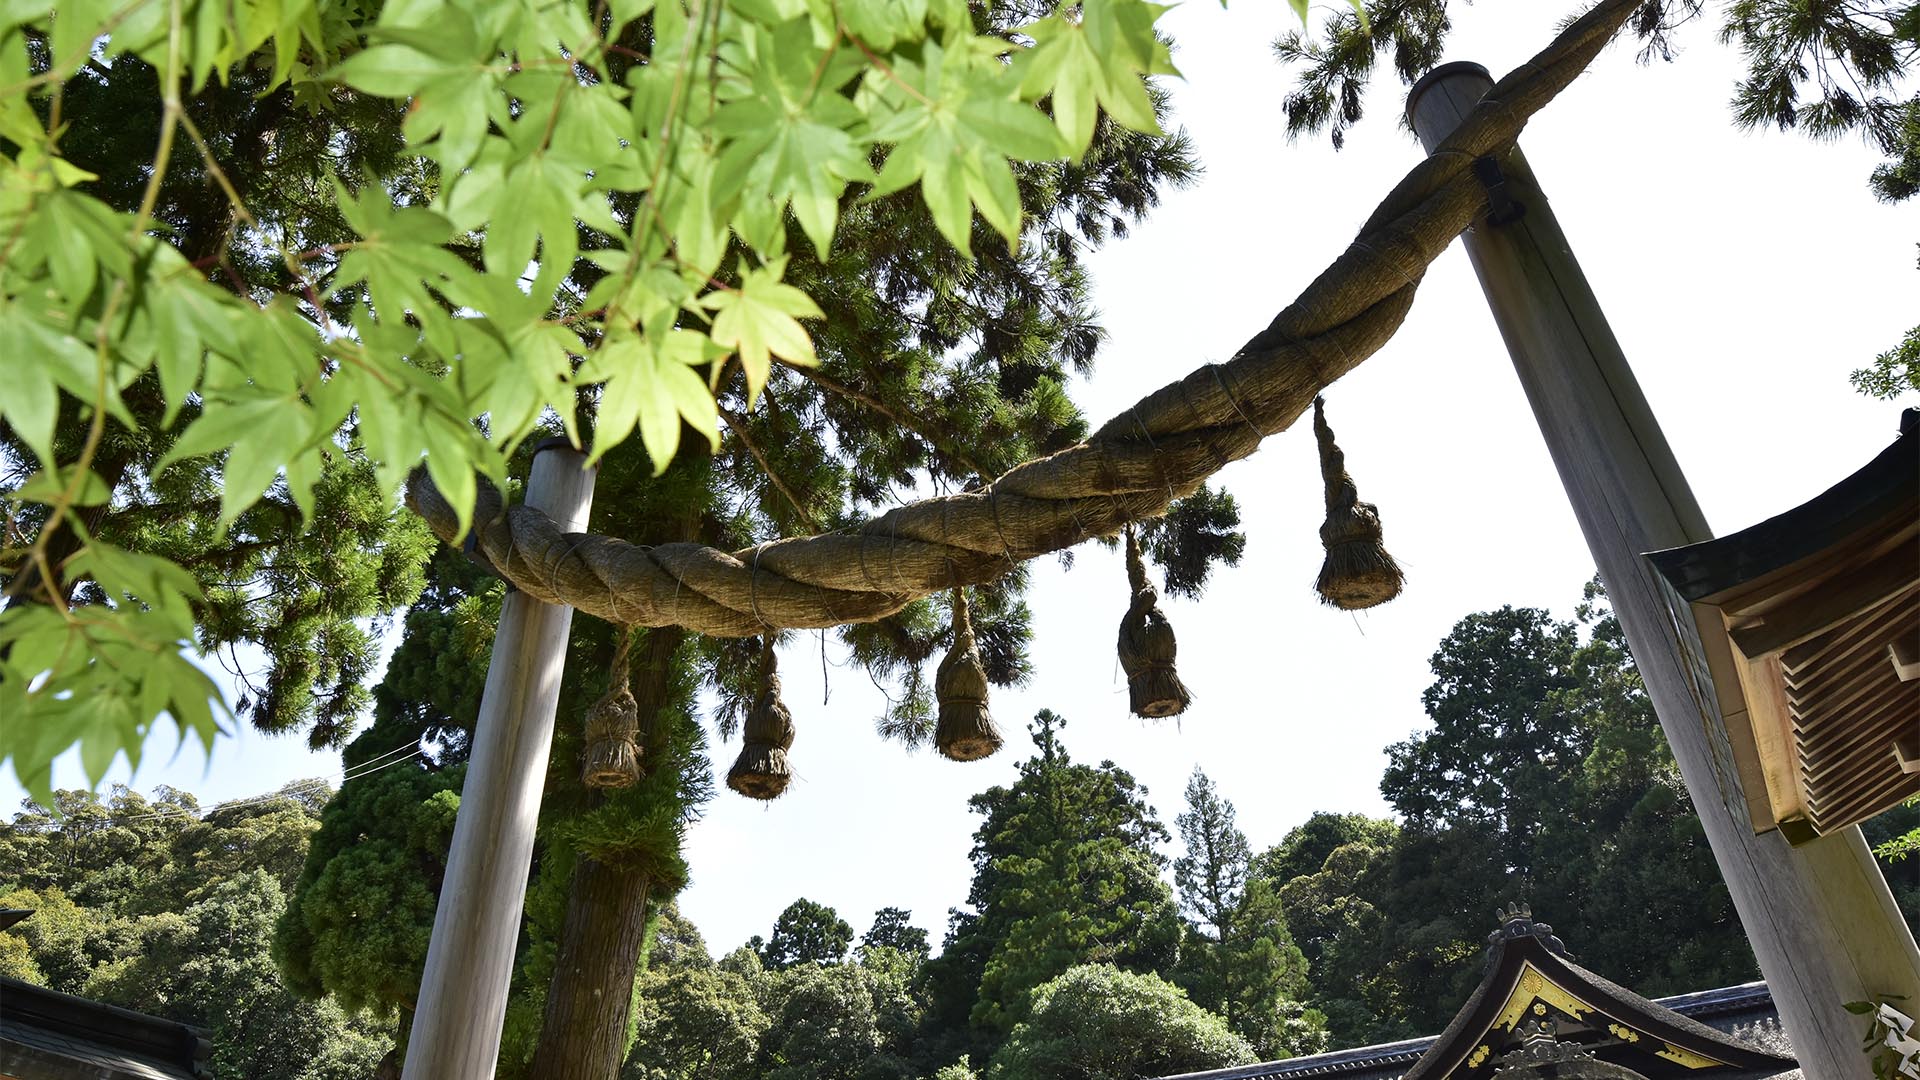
(1399, 910, 1797, 1079)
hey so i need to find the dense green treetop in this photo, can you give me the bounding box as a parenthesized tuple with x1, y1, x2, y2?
(761, 897, 856, 970)
(87, 870, 388, 1080)
(753, 960, 899, 1080)
(1381, 604, 1585, 870)
(1252, 811, 1398, 889)
(273, 760, 464, 1015)
(940, 709, 1182, 1036)
(986, 964, 1255, 1080)
(0, 785, 388, 1080)
(863, 906, 932, 961)
(642, 900, 713, 973)
(624, 963, 769, 1080)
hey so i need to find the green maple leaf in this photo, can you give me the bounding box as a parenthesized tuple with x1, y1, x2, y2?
(700, 256, 823, 405)
(867, 39, 1067, 254)
(333, 181, 474, 322)
(1016, 0, 1176, 155)
(710, 16, 873, 257)
(587, 328, 725, 472)
(333, 17, 508, 170)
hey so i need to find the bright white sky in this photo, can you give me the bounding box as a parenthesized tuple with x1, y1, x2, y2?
(10, 1, 1913, 959)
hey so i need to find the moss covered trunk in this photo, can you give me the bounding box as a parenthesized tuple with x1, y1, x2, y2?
(529, 625, 687, 1079)
(528, 857, 654, 1079)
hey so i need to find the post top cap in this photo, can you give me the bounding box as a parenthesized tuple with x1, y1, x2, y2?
(1405, 60, 1494, 129)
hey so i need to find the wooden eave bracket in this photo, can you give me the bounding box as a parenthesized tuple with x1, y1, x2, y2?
(1686, 599, 1784, 836)
(1895, 736, 1920, 777)
(1891, 637, 1920, 682)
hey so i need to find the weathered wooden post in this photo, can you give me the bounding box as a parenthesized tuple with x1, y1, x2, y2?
(403, 441, 596, 1079)
(1406, 62, 1920, 1078)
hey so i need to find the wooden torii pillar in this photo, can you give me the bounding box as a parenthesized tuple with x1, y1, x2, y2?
(1406, 63, 1920, 1078)
(403, 442, 597, 1079)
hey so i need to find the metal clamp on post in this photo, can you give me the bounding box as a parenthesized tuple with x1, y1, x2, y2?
(1471, 156, 1526, 226)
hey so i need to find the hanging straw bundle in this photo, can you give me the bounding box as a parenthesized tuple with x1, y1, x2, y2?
(1117, 527, 1191, 718)
(935, 587, 1002, 761)
(582, 630, 643, 789)
(727, 637, 795, 800)
(1312, 396, 1403, 610)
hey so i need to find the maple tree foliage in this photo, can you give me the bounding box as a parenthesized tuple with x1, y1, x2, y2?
(0, 0, 1322, 803)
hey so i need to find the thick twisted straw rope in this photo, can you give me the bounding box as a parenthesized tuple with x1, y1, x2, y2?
(408, 0, 1638, 637)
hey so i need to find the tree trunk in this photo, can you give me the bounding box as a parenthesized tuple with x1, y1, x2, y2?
(528, 858, 655, 1080)
(528, 625, 686, 1079)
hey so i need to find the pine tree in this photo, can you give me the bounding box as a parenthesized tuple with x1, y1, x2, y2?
(1172, 769, 1318, 1058)
(930, 710, 1182, 1043)
(762, 899, 855, 970)
(1272, 0, 1917, 206)
(862, 908, 932, 961)
(1174, 769, 1251, 947)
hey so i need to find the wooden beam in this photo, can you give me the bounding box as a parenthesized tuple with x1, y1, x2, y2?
(1406, 64, 1920, 1079)
(1783, 588, 1916, 673)
(1891, 638, 1920, 682)
(403, 444, 596, 1080)
(1690, 602, 1779, 833)
(1740, 652, 1812, 832)
(1728, 553, 1915, 658)
(1896, 737, 1920, 775)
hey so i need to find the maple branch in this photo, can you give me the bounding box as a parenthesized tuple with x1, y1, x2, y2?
(797, 366, 991, 480)
(720, 406, 824, 532)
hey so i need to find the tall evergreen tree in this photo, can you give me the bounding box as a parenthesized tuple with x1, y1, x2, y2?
(1269, 584, 1762, 1044)
(862, 907, 932, 961)
(1174, 769, 1251, 947)
(1380, 605, 1585, 875)
(762, 899, 856, 970)
(927, 710, 1182, 1049)
(1172, 769, 1318, 1058)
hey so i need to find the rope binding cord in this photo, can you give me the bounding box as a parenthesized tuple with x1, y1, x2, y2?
(401, 0, 1642, 640)
(1117, 525, 1192, 719)
(1311, 396, 1404, 610)
(582, 629, 643, 789)
(935, 586, 1002, 760)
(727, 635, 796, 800)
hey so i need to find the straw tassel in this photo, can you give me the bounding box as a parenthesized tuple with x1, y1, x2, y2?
(582, 629, 643, 789)
(1312, 396, 1404, 610)
(727, 637, 795, 800)
(1117, 526, 1191, 719)
(935, 587, 1002, 761)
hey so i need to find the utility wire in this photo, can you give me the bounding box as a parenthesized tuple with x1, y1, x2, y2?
(16, 739, 436, 826)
